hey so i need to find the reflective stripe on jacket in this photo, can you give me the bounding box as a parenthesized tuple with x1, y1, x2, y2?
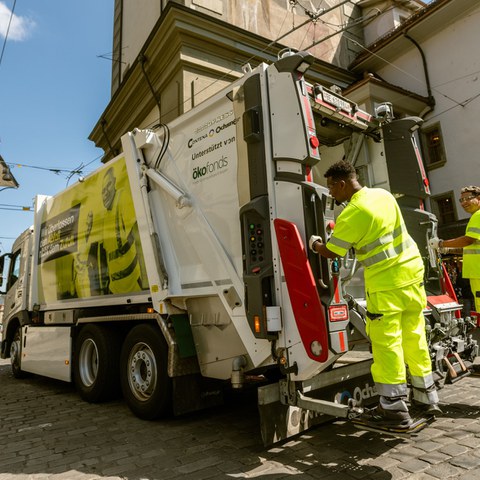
(463, 209, 480, 278)
(326, 187, 424, 292)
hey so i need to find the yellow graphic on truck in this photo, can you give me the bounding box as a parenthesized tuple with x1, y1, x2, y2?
(37, 157, 148, 302)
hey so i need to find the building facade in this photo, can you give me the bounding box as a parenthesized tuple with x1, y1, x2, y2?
(349, 0, 479, 238)
(89, 0, 369, 160)
(89, 0, 477, 243)
(93, 0, 426, 160)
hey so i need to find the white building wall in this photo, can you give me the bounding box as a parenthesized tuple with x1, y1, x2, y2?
(374, 6, 480, 222)
(363, 3, 416, 46)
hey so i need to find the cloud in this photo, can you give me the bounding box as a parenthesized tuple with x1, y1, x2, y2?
(0, 1, 35, 41)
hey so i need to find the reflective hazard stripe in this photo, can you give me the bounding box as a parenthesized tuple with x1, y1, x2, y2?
(361, 237, 415, 267)
(465, 239, 480, 254)
(467, 226, 480, 235)
(328, 236, 351, 250)
(356, 224, 404, 255)
(374, 382, 408, 397)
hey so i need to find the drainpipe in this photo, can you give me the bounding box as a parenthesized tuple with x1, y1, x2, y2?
(101, 119, 117, 160)
(139, 54, 162, 124)
(404, 33, 436, 117)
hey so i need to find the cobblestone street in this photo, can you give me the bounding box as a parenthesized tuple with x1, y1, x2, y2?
(2, 358, 480, 480)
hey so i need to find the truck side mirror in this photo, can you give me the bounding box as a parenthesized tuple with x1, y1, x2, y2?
(0, 254, 5, 291)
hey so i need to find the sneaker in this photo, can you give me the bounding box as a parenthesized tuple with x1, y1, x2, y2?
(411, 399, 443, 417)
(364, 405, 413, 430)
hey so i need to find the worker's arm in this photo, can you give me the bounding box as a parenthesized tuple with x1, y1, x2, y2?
(441, 236, 475, 249)
(316, 242, 339, 259)
(309, 236, 339, 259)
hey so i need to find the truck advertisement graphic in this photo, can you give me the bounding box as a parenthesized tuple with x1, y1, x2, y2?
(38, 204, 80, 263)
(36, 157, 148, 303)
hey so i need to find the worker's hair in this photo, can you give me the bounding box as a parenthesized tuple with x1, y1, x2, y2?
(324, 160, 357, 181)
(461, 185, 480, 196)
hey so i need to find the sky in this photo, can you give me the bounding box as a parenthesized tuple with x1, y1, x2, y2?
(0, 0, 114, 253)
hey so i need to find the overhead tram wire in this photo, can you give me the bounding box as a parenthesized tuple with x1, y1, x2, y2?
(274, 0, 354, 45)
(0, 0, 16, 70)
(0, 203, 32, 211)
(306, 3, 467, 109)
(423, 92, 480, 122)
(293, 3, 474, 114)
(6, 162, 79, 175)
(344, 33, 467, 110)
(302, 9, 383, 52)
(299, 2, 398, 58)
(6, 153, 103, 183)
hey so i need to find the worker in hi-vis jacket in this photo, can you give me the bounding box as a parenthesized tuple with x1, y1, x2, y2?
(310, 160, 441, 430)
(430, 185, 480, 315)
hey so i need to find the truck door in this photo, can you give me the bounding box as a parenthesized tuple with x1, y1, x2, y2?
(1, 231, 31, 324)
(2, 249, 22, 319)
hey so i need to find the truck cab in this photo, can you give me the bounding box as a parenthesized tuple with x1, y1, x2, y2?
(0, 227, 33, 367)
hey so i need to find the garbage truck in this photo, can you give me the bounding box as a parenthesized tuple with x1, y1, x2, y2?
(1, 51, 477, 445)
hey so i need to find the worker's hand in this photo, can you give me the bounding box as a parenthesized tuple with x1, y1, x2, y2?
(309, 235, 323, 253)
(428, 237, 443, 250)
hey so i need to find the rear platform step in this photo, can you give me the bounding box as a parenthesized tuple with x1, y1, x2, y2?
(351, 409, 435, 438)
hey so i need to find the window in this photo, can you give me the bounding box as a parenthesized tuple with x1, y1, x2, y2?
(432, 192, 456, 225)
(7, 250, 21, 290)
(422, 124, 447, 169)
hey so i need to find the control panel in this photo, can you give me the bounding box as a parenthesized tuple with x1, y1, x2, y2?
(240, 196, 276, 339)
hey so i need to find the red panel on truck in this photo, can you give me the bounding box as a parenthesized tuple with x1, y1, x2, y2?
(274, 218, 329, 362)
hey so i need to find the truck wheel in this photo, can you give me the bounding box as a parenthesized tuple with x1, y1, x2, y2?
(10, 326, 26, 379)
(120, 323, 172, 420)
(73, 324, 121, 402)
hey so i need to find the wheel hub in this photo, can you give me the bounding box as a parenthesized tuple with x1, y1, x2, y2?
(78, 339, 99, 387)
(10, 339, 19, 364)
(128, 343, 157, 401)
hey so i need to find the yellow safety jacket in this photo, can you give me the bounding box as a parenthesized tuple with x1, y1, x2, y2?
(326, 187, 424, 292)
(102, 188, 143, 294)
(463, 209, 480, 279)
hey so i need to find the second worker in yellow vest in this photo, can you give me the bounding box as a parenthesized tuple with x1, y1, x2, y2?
(429, 185, 480, 314)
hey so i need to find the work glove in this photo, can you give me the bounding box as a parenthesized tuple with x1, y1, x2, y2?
(428, 237, 443, 249)
(309, 235, 323, 253)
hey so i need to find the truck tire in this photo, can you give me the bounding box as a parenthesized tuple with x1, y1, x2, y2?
(73, 324, 121, 403)
(120, 323, 172, 420)
(10, 326, 26, 379)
